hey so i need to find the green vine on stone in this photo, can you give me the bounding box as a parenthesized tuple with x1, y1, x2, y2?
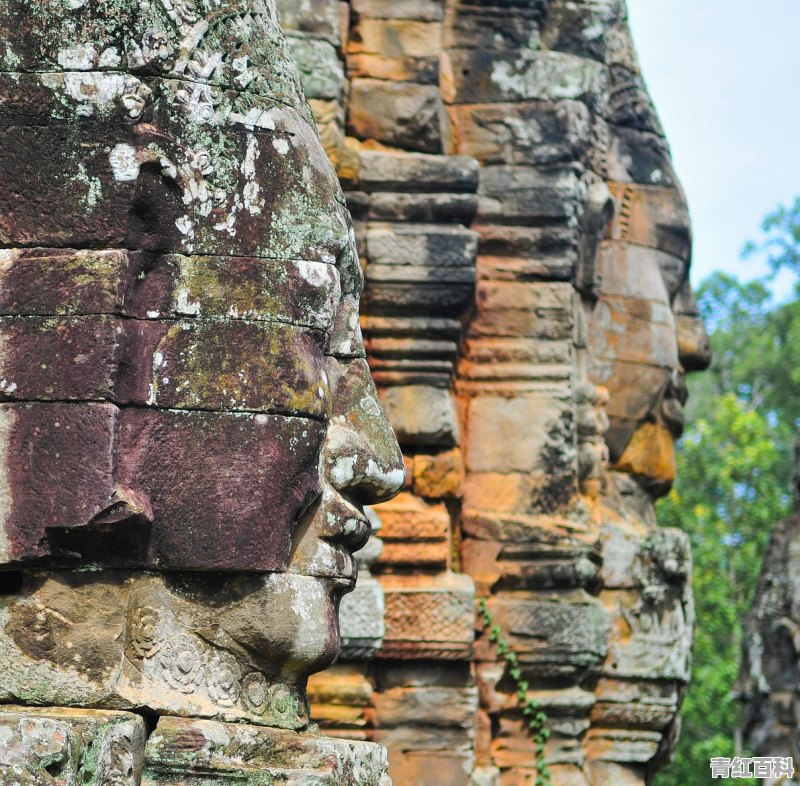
(478, 597, 552, 786)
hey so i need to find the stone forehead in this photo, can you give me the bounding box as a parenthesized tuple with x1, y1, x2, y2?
(0, 0, 308, 113)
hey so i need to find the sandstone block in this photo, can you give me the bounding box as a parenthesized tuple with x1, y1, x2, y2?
(465, 395, 572, 474)
(609, 126, 677, 189)
(379, 385, 460, 447)
(540, 0, 618, 61)
(288, 36, 345, 100)
(478, 164, 585, 225)
(0, 248, 133, 316)
(365, 192, 479, 223)
(0, 315, 123, 401)
(379, 572, 475, 660)
(366, 222, 478, 268)
(381, 748, 474, 786)
(0, 402, 120, 565)
(450, 101, 594, 166)
(447, 48, 606, 111)
(143, 716, 391, 785)
(477, 595, 609, 676)
(0, 706, 146, 785)
(118, 409, 324, 571)
(607, 182, 691, 261)
(469, 281, 574, 339)
(117, 320, 330, 418)
(340, 573, 386, 658)
(124, 254, 341, 332)
(413, 448, 464, 499)
(308, 663, 374, 732)
(373, 491, 450, 569)
(352, 0, 444, 20)
(358, 150, 478, 193)
(374, 685, 479, 728)
(348, 79, 445, 153)
(272, 0, 342, 45)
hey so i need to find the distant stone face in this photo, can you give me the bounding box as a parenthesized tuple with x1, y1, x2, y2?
(278, 1, 710, 784)
(738, 511, 800, 780)
(0, 0, 402, 779)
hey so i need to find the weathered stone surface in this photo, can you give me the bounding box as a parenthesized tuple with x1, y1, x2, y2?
(308, 662, 375, 736)
(0, 706, 147, 786)
(339, 510, 386, 659)
(277, 0, 342, 45)
(374, 491, 451, 569)
(357, 150, 478, 194)
(0, 0, 710, 783)
(477, 596, 610, 677)
(738, 508, 800, 774)
(413, 448, 465, 499)
(379, 573, 475, 660)
(380, 385, 460, 448)
(0, 2, 405, 783)
(0, 402, 120, 565)
(348, 79, 446, 153)
(289, 36, 346, 100)
(277, 1, 709, 783)
(143, 715, 391, 785)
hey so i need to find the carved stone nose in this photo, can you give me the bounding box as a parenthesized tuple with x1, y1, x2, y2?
(323, 357, 405, 505)
(323, 421, 405, 504)
(674, 283, 712, 372)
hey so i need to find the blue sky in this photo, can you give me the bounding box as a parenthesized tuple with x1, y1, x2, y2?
(628, 0, 800, 296)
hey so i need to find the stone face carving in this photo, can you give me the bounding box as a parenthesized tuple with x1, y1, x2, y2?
(738, 452, 800, 782)
(0, 0, 402, 780)
(278, 1, 710, 785)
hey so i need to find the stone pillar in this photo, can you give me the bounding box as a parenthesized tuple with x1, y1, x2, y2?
(278, 2, 710, 785)
(279, 2, 481, 782)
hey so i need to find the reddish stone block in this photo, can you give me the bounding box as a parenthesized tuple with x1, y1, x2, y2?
(117, 320, 330, 418)
(0, 402, 119, 564)
(124, 255, 340, 332)
(0, 316, 123, 401)
(0, 249, 133, 316)
(118, 409, 325, 571)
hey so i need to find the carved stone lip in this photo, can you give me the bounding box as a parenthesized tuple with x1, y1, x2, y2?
(288, 486, 368, 583)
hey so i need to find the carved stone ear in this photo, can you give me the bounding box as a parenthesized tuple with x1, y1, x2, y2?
(89, 484, 154, 528)
(44, 484, 155, 566)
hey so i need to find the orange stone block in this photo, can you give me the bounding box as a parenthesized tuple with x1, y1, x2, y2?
(413, 448, 465, 499)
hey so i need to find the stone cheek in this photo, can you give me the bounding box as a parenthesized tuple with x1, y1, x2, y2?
(117, 410, 324, 571)
(0, 401, 324, 571)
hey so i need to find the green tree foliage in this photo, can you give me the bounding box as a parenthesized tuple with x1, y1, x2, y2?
(743, 196, 800, 279)
(656, 199, 800, 784)
(656, 396, 791, 785)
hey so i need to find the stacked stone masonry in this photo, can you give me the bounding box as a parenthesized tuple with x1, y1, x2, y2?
(0, 0, 711, 784)
(278, 1, 710, 785)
